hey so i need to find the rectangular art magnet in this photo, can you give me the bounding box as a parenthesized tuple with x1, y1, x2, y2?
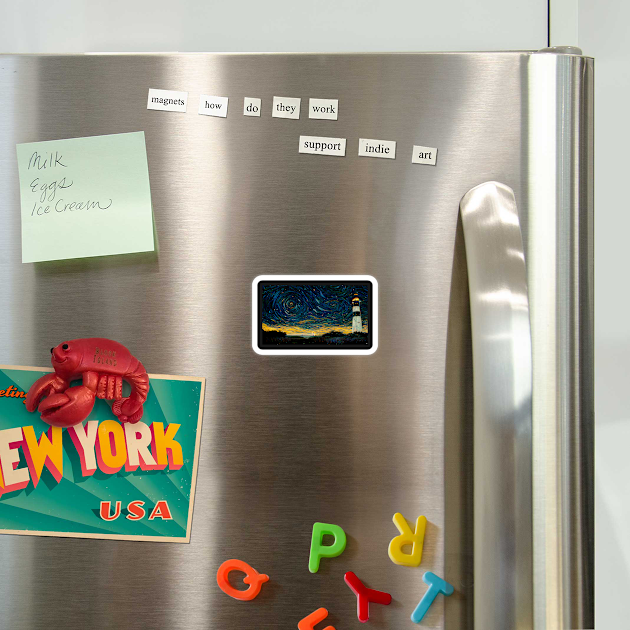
(252, 275, 378, 355)
(0, 367, 205, 543)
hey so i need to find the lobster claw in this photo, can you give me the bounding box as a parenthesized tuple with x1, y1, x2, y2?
(25, 373, 66, 413)
(112, 398, 144, 424)
(37, 386, 96, 428)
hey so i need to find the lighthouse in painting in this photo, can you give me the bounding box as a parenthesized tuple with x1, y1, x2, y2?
(351, 294, 362, 333)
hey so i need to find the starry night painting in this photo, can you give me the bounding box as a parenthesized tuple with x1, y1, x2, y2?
(259, 281, 372, 349)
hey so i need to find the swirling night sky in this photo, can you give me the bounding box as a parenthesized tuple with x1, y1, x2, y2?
(262, 283, 369, 336)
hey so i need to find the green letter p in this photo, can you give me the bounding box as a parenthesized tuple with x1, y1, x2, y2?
(308, 522, 347, 573)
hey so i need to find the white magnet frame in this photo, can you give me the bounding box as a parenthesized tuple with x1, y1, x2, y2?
(252, 275, 378, 356)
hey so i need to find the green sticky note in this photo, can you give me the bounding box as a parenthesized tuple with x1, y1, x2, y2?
(17, 131, 155, 263)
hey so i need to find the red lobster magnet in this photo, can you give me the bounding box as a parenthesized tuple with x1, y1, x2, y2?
(26, 338, 149, 428)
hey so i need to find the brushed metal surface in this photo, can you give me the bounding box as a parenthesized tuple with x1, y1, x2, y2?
(460, 182, 533, 630)
(527, 53, 595, 629)
(0, 52, 592, 629)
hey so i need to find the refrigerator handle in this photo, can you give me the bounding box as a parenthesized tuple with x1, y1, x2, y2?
(460, 182, 533, 629)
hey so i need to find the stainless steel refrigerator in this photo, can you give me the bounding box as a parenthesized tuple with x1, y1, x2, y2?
(0, 50, 593, 629)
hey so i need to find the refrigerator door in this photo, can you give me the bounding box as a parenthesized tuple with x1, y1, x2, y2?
(0, 52, 593, 629)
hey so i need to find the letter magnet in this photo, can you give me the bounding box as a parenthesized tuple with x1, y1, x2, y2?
(216, 559, 269, 601)
(344, 571, 392, 622)
(308, 522, 347, 573)
(388, 512, 427, 567)
(298, 608, 335, 630)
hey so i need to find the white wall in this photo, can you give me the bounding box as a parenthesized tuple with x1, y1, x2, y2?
(575, 2, 629, 627)
(0, 0, 547, 53)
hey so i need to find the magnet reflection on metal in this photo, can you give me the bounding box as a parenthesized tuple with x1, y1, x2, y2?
(388, 512, 427, 567)
(344, 571, 392, 622)
(298, 607, 335, 630)
(216, 559, 269, 601)
(410, 572, 454, 624)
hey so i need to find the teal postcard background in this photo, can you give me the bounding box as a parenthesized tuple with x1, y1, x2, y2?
(0, 367, 204, 542)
